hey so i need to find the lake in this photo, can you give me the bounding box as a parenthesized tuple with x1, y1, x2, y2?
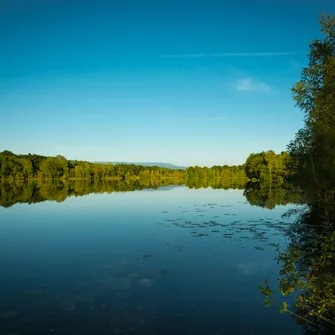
(0, 184, 302, 334)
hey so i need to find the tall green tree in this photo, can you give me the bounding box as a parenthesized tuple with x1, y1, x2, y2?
(244, 151, 290, 183)
(288, 13, 335, 191)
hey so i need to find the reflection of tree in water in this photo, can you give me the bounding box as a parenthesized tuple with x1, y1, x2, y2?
(0, 179, 173, 208)
(260, 190, 335, 334)
(186, 177, 247, 190)
(0, 181, 68, 207)
(0, 178, 247, 208)
(244, 182, 302, 209)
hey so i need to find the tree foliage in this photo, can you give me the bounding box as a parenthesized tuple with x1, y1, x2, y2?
(244, 150, 293, 184)
(288, 13, 335, 191)
(0, 150, 247, 182)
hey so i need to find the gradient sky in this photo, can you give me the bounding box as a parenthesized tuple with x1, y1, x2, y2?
(0, 0, 334, 166)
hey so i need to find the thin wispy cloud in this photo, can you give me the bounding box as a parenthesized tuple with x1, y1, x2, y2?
(236, 78, 270, 92)
(161, 52, 296, 58)
(162, 115, 235, 122)
(162, 53, 206, 58)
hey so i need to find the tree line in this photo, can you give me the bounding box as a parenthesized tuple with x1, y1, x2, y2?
(0, 150, 247, 182)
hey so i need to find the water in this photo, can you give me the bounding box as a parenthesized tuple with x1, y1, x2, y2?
(0, 185, 301, 334)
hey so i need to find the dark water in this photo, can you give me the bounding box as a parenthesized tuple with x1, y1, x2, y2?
(0, 186, 302, 335)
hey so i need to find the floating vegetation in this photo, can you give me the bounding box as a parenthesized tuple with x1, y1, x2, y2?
(157, 203, 294, 248)
(0, 310, 17, 318)
(128, 273, 140, 278)
(191, 232, 209, 237)
(268, 243, 280, 247)
(254, 246, 265, 251)
(27, 290, 45, 296)
(139, 278, 155, 286)
(136, 254, 154, 260)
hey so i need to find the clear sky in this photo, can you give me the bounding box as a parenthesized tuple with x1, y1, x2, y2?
(0, 0, 334, 166)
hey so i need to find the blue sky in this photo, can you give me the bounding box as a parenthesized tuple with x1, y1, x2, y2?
(0, 0, 334, 166)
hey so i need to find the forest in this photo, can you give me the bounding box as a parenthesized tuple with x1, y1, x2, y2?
(0, 150, 246, 182)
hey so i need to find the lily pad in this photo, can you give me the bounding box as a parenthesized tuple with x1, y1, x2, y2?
(139, 278, 155, 286)
(268, 243, 280, 247)
(27, 290, 45, 296)
(192, 233, 209, 237)
(128, 273, 140, 278)
(0, 310, 17, 318)
(136, 254, 154, 260)
(254, 246, 265, 251)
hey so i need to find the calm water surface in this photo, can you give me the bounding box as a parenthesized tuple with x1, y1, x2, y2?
(0, 186, 301, 334)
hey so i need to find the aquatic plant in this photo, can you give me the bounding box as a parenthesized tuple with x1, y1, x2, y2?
(128, 273, 140, 278)
(139, 278, 154, 286)
(0, 310, 17, 318)
(27, 290, 46, 296)
(136, 254, 154, 260)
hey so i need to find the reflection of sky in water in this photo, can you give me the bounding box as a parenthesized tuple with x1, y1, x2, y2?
(0, 187, 302, 334)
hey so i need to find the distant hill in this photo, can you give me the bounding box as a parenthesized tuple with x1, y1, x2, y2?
(92, 161, 187, 170)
